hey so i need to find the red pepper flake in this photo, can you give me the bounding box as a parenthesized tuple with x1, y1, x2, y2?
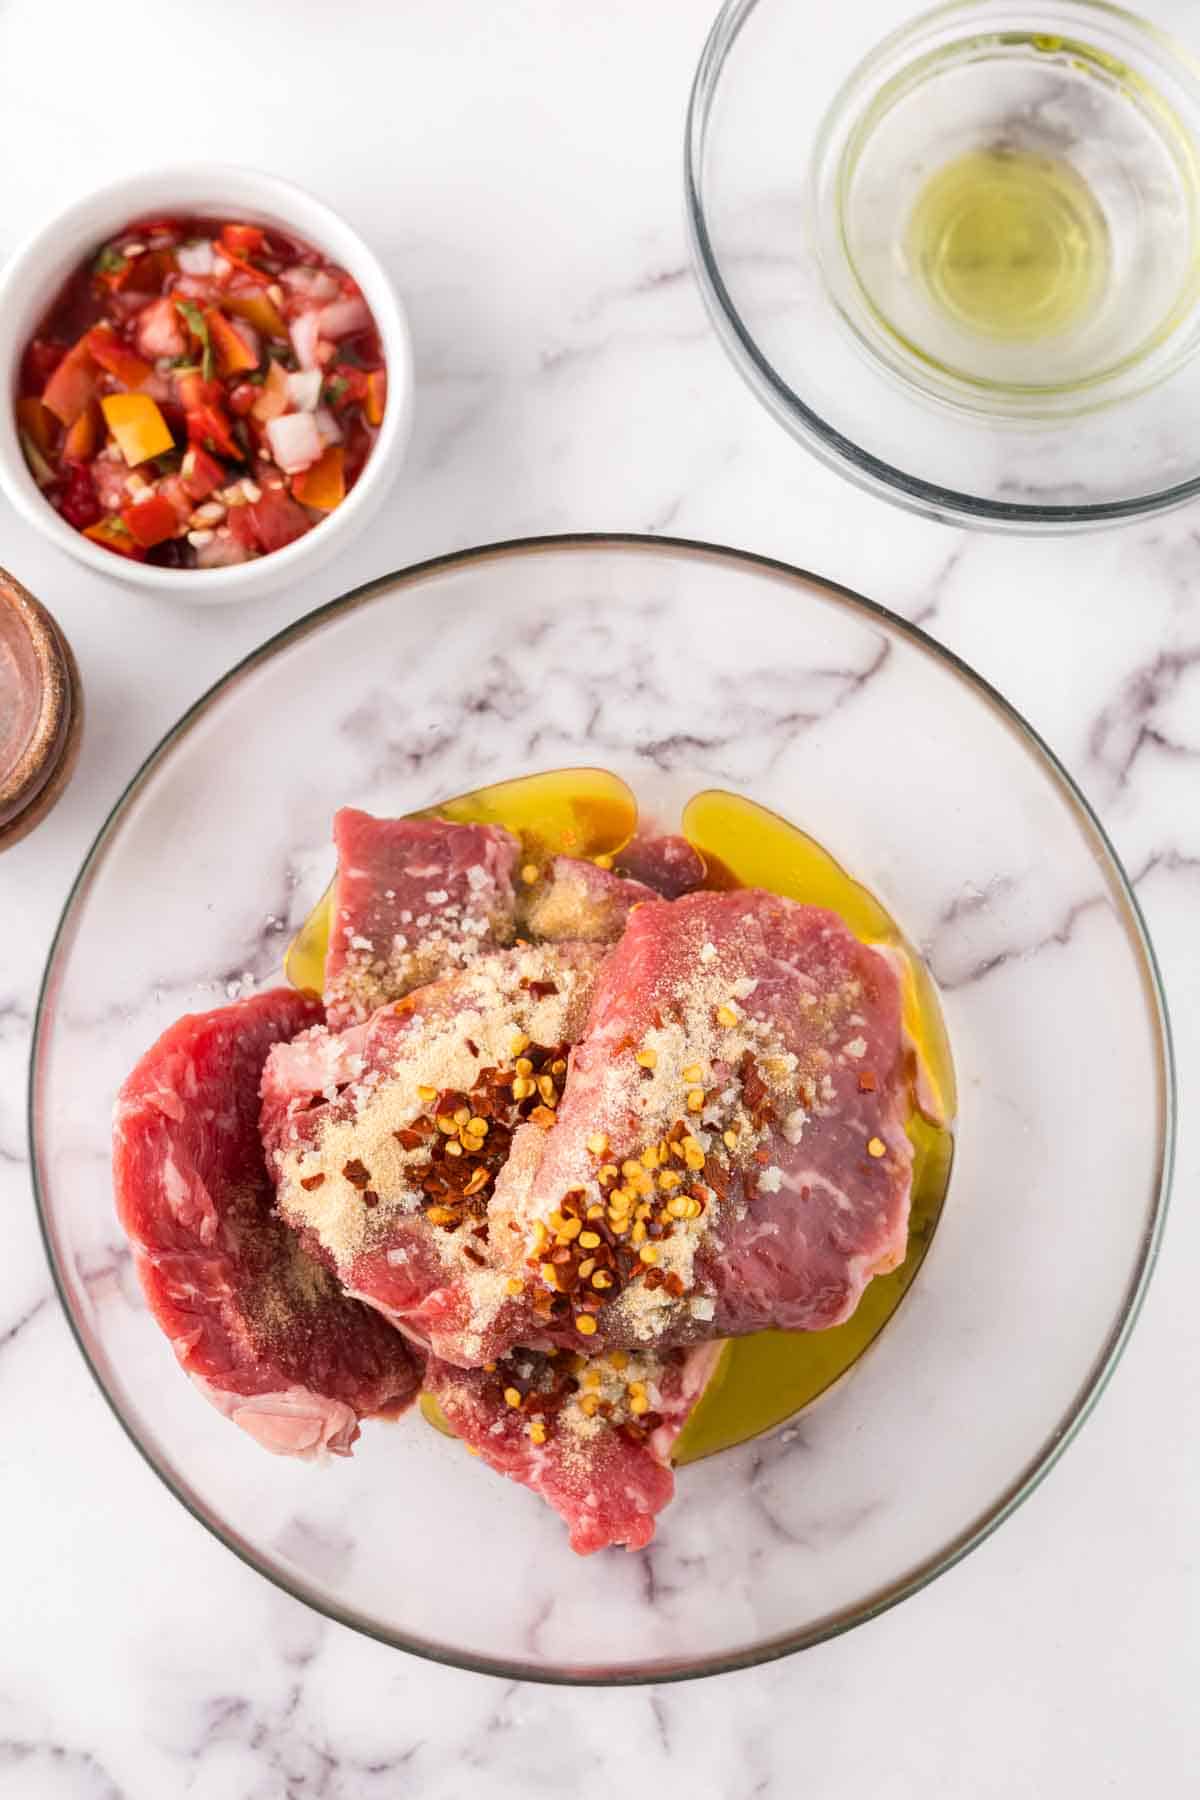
(858, 1070, 877, 1093)
(363, 1190, 379, 1209)
(299, 1173, 325, 1192)
(342, 1158, 371, 1189)
(521, 978, 559, 1000)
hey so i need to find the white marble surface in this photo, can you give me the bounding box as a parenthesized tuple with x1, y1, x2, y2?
(0, 0, 1196, 1793)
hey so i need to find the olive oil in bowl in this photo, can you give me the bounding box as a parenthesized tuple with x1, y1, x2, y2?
(907, 147, 1109, 344)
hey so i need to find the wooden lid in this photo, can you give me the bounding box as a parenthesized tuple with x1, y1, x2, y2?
(0, 570, 83, 851)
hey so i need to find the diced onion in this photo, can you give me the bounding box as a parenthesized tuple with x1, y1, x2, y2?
(266, 411, 324, 473)
(313, 406, 343, 446)
(282, 266, 339, 301)
(290, 309, 322, 370)
(285, 370, 322, 412)
(177, 240, 216, 276)
(318, 296, 370, 339)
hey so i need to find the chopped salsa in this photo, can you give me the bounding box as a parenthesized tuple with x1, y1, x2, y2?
(17, 216, 388, 569)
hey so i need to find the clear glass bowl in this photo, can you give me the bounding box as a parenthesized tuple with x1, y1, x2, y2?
(30, 537, 1173, 1682)
(686, 0, 1200, 529)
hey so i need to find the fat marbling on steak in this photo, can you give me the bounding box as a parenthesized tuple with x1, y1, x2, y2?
(113, 990, 419, 1458)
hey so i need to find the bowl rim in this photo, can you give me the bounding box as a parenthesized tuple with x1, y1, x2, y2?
(27, 533, 1177, 1684)
(0, 162, 413, 601)
(685, 0, 1200, 532)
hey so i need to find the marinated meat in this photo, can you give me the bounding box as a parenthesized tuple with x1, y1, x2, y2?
(474, 889, 913, 1361)
(262, 943, 607, 1360)
(323, 810, 520, 1027)
(424, 1340, 722, 1554)
(113, 990, 419, 1458)
(519, 854, 655, 943)
(614, 833, 706, 899)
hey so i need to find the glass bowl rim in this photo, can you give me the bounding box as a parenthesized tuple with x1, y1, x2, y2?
(27, 532, 1177, 1684)
(685, 0, 1200, 531)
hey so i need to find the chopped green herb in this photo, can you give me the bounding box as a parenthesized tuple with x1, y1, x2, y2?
(336, 342, 366, 367)
(245, 368, 267, 386)
(174, 299, 214, 381)
(170, 357, 201, 373)
(324, 376, 349, 406)
(95, 245, 128, 277)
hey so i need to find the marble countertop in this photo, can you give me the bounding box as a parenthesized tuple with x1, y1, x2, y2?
(1, 0, 1196, 1793)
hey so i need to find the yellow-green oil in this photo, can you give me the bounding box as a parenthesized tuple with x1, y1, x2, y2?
(907, 146, 1110, 341)
(285, 775, 956, 1464)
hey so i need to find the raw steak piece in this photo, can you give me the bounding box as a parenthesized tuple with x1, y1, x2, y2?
(614, 833, 706, 899)
(113, 990, 419, 1458)
(518, 854, 655, 942)
(474, 888, 913, 1361)
(424, 1340, 722, 1554)
(323, 809, 520, 1027)
(262, 943, 607, 1362)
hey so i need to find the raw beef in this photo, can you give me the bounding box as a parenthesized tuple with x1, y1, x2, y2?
(614, 833, 706, 899)
(113, 989, 419, 1458)
(519, 854, 655, 942)
(262, 943, 608, 1362)
(323, 810, 520, 1027)
(474, 888, 913, 1360)
(424, 1340, 722, 1554)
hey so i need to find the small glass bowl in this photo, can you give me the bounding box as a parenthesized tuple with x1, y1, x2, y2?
(29, 538, 1173, 1682)
(686, 0, 1200, 528)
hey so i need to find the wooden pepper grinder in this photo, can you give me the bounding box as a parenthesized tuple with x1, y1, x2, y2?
(0, 570, 83, 851)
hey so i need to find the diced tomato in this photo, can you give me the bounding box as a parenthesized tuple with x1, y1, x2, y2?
(22, 339, 66, 393)
(220, 224, 265, 259)
(84, 516, 145, 559)
(42, 340, 99, 427)
(86, 324, 153, 390)
(16, 396, 55, 455)
(227, 502, 260, 551)
(217, 237, 273, 287)
(124, 248, 176, 295)
(227, 382, 258, 417)
(180, 445, 225, 501)
(204, 307, 259, 377)
(186, 403, 242, 461)
(136, 296, 188, 361)
(120, 492, 181, 548)
(91, 457, 134, 513)
(327, 363, 368, 409)
(157, 474, 196, 524)
(246, 486, 311, 551)
(175, 372, 225, 412)
(63, 399, 101, 462)
(58, 461, 102, 530)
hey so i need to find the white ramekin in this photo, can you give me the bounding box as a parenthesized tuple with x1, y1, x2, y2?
(0, 164, 413, 605)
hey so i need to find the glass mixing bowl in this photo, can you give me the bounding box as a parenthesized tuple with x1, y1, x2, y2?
(686, 0, 1200, 529)
(30, 537, 1173, 1682)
